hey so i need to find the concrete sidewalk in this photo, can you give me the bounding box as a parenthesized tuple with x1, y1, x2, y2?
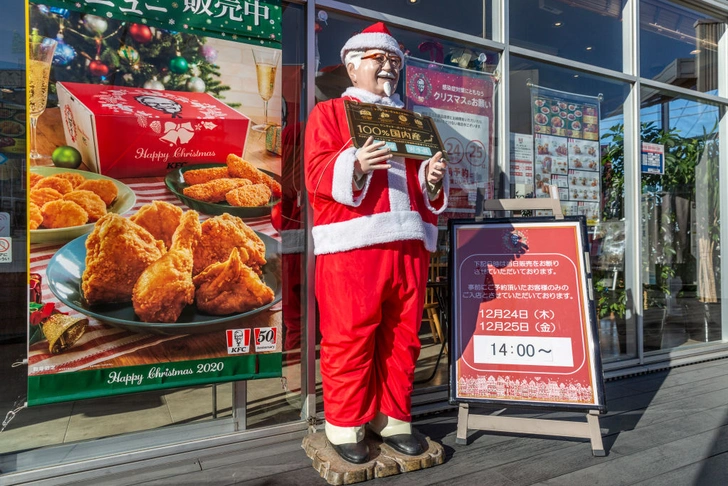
(5, 356, 726, 485)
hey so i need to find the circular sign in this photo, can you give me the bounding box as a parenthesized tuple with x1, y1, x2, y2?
(0, 238, 9, 252)
(466, 140, 486, 167)
(444, 137, 464, 165)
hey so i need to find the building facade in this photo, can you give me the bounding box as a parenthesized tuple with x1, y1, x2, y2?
(1, 0, 727, 481)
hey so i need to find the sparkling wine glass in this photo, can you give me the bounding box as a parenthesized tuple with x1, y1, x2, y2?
(252, 48, 280, 132)
(28, 36, 57, 160)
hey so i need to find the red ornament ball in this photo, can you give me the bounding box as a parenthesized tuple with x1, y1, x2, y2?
(315, 22, 323, 33)
(89, 60, 109, 77)
(271, 202, 282, 231)
(129, 23, 153, 44)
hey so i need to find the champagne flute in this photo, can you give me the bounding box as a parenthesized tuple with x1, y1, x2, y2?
(252, 48, 280, 132)
(28, 35, 57, 160)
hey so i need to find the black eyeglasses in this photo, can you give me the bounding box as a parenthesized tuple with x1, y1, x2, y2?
(361, 53, 402, 69)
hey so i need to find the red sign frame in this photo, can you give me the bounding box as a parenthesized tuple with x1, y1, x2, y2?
(449, 216, 606, 411)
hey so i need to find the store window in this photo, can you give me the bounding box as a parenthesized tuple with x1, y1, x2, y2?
(0, 0, 30, 458)
(639, 88, 723, 353)
(640, 0, 724, 94)
(0, 0, 27, 344)
(334, 0, 492, 39)
(508, 55, 633, 361)
(509, 0, 625, 72)
(315, 11, 499, 103)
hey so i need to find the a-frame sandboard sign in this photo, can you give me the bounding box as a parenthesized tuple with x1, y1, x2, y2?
(449, 191, 607, 456)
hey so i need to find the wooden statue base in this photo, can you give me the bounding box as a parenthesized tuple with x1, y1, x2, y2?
(302, 430, 444, 485)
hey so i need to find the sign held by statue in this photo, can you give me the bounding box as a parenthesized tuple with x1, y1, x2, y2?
(345, 100, 448, 161)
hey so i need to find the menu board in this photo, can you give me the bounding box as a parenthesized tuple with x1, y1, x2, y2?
(531, 87, 601, 225)
(510, 133, 534, 190)
(449, 217, 606, 411)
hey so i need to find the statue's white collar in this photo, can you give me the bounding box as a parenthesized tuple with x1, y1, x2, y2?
(342, 87, 404, 108)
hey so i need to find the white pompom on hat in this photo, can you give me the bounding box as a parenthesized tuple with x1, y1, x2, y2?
(340, 22, 404, 65)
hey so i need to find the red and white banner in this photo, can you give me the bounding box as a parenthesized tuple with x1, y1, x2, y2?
(405, 58, 495, 224)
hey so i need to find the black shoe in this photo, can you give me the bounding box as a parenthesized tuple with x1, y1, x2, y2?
(331, 441, 369, 464)
(383, 434, 424, 456)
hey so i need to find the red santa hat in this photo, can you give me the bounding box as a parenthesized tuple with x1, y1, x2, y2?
(340, 22, 404, 64)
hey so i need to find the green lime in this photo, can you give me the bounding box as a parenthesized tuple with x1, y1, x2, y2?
(52, 146, 83, 169)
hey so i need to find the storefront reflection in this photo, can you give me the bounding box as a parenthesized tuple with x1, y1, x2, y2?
(639, 91, 722, 354)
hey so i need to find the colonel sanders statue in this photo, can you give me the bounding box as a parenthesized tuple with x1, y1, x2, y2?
(304, 22, 449, 464)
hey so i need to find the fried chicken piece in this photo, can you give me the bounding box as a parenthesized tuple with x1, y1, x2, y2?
(55, 172, 86, 188)
(225, 183, 272, 207)
(193, 213, 266, 275)
(226, 154, 282, 198)
(41, 200, 88, 228)
(183, 166, 230, 185)
(30, 172, 44, 188)
(64, 190, 107, 222)
(30, 187, 63, 207)
(182, 178, 251, 203)
(193, 247, 275, 315)
(34, 176, 74, 195)
(29, 202, 43, 230)
(82, 213, 166, 305)
(129, 201, 183, 250)
(132, 211, 201, 322)
(76, 179, 118, 206)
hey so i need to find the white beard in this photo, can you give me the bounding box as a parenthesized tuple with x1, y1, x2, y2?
(383, 81, 393, 97)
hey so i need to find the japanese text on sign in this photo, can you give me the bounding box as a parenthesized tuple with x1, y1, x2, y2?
(450, 219, 605, 409)
(44, 0, 282, 46)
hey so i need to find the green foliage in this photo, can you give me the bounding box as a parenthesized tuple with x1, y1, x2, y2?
(30, 6, 233, 106)
(598, 120, 721, 317)
(601, 122, 707, 219)
(595, 279, 627, 319)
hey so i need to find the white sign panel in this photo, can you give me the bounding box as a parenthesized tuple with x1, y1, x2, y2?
(0, 237, 12, 263)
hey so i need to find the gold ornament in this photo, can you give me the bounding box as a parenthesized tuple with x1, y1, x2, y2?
(42, 314, 88, 354)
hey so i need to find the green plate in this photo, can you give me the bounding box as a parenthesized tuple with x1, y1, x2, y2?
(30, 167, 137, 244)
(46, 231, 281, 334)
(165, 163, 279, 218)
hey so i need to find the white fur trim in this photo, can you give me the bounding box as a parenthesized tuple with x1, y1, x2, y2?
(340, 32, 403, 64)
(280, 229, 305, 254)
(312, 211, 439, 255)
(343, 87, 404, 108)
(419, 159, 449, 214)
(332, 147, 370, 206)
(387, 157, 410, 212)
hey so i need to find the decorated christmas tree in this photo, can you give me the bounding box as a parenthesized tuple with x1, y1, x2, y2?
(30, 4, 232, 106)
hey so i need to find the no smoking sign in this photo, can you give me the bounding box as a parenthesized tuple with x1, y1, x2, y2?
(0, 237, 11, 263)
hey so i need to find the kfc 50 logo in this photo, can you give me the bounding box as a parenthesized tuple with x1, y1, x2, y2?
(254, 327, 277, 352)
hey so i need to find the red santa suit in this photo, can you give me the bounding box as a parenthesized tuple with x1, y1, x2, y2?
(304, 86, 449, 427)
